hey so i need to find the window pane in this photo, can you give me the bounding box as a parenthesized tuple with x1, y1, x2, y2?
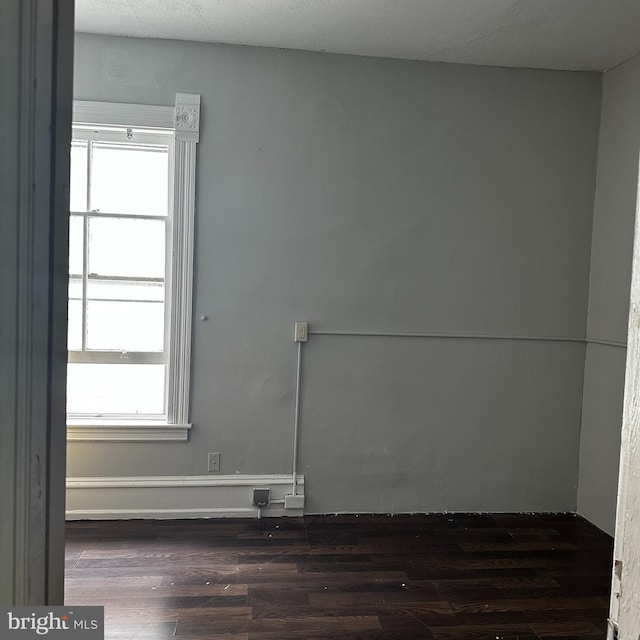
(70, 141, 88, 212)
(67, 363, 165, 415)
(88, 279, 164, 302)
(69, 216, 84, 276)
(86, 300, 164, 352)
(91, 143, 168, 216)
(88, 217, 165, 279)
(68, 277, 83, 351)
(68, 277, 82, 300)
(67, 299, 82, 351)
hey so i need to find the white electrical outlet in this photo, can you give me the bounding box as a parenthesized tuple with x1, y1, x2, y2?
(294, 321, 308, 342)
(208, 452, 221, 472)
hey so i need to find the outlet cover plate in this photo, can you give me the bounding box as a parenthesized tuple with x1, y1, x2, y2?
(253, 487, 270, 507)
(294, 321, 308, 342)
(208, 452, 221, 472)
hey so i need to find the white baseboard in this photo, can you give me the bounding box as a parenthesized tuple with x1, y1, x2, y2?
(65, 474, 304, 520)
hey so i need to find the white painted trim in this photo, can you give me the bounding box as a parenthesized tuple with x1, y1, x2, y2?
(66, 423, 192, 442)
(66, 475, 305, 520)
(66, 508, 259, 519)
(174, 92, 200, 142)
(67, 474, 304, 488)
(609, 176, 640, 633)
(167, 94, 200, 425)
(73, 100, 174, 131)
(70, 94, 200, 431)
(609, 182, 640, 640)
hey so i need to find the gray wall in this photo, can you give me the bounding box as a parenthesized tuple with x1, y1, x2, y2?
(70, 33, 602, 513)
(578, 54, 640, 535)
(0, 0, 21, 603)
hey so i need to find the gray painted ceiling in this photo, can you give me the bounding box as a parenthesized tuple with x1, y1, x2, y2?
(75, 0, 640, 71)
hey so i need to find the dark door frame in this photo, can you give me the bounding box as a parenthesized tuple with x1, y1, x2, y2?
(0, 0, 74, 605)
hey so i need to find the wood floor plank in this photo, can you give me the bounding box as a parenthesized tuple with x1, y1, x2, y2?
(459, 542, 579, 552)
(427, 624, 537, 640)
(250, 601, 454, 619)
(65, 513, 613, 640)
(528, 620, 601, 636)
(450, 596, 608, 613)
(175, 611, 381, 636)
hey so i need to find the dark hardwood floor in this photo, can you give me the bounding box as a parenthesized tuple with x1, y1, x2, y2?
(65, 513, 613, 640)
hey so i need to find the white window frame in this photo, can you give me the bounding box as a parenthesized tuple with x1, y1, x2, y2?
(66, 93, 200, 442)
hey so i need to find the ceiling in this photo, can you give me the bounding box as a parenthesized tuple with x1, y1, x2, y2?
(75, 0, 640, 72)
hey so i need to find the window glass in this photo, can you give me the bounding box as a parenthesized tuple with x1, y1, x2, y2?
(70, 141, 88, 212)
(86, 300, 165, 352)
(67, 130, 173, 420)
(88, 217, 165, 280)
(87, 279, 164, 303)
(67, 363, 165, 415)
(67, 298, 82, 351)
(69, 216, 84, 276)
(90, 143, 168, 216)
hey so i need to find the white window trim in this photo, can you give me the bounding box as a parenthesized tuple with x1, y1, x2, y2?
(67, 94, 200, 442)
(66, 419, 192, 442)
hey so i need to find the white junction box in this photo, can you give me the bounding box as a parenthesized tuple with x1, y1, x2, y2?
(294, 321, 308, 342)
(284, 494, 305, 509)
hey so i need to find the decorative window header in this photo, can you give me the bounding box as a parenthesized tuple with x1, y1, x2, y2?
(72, 93, 200, 142)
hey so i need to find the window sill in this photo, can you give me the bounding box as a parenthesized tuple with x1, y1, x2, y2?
(66, 420, 192, 442)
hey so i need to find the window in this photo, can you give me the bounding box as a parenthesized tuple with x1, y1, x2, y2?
(66, 95, 200, 442)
